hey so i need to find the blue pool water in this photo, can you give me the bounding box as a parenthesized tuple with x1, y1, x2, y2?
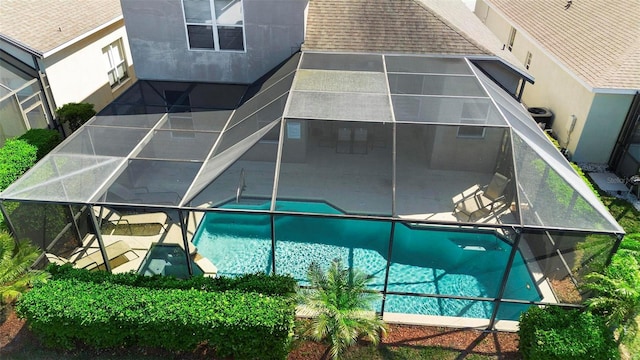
(193, 200, 541, 320)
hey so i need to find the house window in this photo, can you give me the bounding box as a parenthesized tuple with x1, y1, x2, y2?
(103, 39, 128, 88)
(524, 51, 533, 70)
(182, 0, 245, 51)
(457, 102, 490, 139)
(507, 27, 516, 51)
(165, 90, 195, 138)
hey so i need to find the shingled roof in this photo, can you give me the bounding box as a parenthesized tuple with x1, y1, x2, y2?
(0, 0, 122, 57)
(303, 0, 493, 55)
(486, 0, 640, 90)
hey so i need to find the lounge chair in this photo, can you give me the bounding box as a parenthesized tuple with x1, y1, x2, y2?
(453, 172, 510, 221)
(194, 254, 218, 278)
(93, 206, 169, 229)
(106, 182, 182, 205)
(46, 240, 139, 271)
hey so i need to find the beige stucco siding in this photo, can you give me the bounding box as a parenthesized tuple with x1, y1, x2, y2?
(42, 20, 135, 112)
(475, 0, 632, 164)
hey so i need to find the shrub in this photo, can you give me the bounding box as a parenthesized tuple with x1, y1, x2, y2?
(47, 264, 297, 295)
(0, 139, 37, 191)
(56, 102, 96, 132)
(518, 306, 618, 360)
(16, 279, 296, 359)
(582, 251, 640, 343)
(18, 128, 62, 160)
(0, 231, 50, 320)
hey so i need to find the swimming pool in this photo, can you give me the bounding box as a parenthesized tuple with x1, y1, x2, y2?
(192, 200, 541, 320)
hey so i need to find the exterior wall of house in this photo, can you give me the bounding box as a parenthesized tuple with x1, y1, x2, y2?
(575, 94, 634, 163)
(120, 0, 307, 84)
(42, 20, 136, 113)
(474, 0, 631, 163)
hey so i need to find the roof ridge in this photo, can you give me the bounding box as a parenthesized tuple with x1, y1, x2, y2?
(595, 39, 640, 88)
(412, 0, 492, 56)
(303, 0, 492, 55)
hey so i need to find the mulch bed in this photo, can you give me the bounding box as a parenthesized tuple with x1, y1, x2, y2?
(1, 308, 520, 359)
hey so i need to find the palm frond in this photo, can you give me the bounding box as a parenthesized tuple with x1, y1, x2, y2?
(298, 257, 386, 359)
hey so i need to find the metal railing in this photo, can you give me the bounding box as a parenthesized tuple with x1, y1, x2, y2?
(236, 168, 246, 203)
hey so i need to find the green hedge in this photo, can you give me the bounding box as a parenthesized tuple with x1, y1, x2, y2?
(17, 279, 295, 359)
(0, 139, 37, 229)
(18, 128, 62, 161)
(47, 264, 297, 295)
(0, 139, 37, 191)
(518, 306, 618, 360)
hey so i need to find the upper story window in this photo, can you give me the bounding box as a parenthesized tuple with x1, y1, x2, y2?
(182, 0, 245, 51)
(507, 27, 516, 51)
(103, 39, 128, 88)
(524, 51, 533, 70)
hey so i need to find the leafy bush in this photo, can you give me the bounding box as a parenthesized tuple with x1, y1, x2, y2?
(47, 264, 297, 295)
(518, 306, 618, 360)
(18, 128, 62, 160)
(56, 102, 96, 132)
(621, 233, 640, 253)
(4, 203, 73, 253)
(17, 279, 296, 359)
(545, 132, 600, 199)
(583, 251, 640, 343)
(0, 139, 37, 191)
(0, 139, 38, 228)
(0, 231, 50, 319)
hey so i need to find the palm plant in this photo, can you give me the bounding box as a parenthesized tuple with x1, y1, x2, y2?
(298, 258, 388, 360)
(582, 250, 640, 343)
(0, 231, 49, 318)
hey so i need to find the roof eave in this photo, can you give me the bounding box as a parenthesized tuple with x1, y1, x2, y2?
(41, 16, 123, 58)
(468, 55, 535, 84)
(0, 33, 43, 58)
(592, 87, 639, 95)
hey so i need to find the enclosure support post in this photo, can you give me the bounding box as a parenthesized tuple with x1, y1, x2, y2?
(606, 233, 625, 267)
(488, 227, 522, 330)
(270, 214, 276, 275)
(0, 201, 18, 244)
(69, 205, 83, 247)
(380, 221, 396, 316)
(178, 210, 193, 276)
(89, 208, 111, 273)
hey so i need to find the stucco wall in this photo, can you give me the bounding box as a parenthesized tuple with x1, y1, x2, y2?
(121, 0, 307, 84)
(574, 94, 634, 163)
(43, 21, 136, 113)
(430, 126, 504, 172)
(475, 0, 633, 163)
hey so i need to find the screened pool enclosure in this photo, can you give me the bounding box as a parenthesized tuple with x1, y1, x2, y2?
(0, 52, 624, 330)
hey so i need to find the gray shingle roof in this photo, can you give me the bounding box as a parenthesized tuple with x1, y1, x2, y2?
(303, 0, 493, 55)
(486, 0, 640, 90)
(0, 0, 122, 56)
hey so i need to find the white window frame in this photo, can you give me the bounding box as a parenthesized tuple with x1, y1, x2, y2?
(524, 51, 533, 70)
(103, 39, 128, 88)
(457, 101, 490, 139)
(165, 90, 196, 139)
(507, 27, 516, 51)
(182, 0, 246, 52)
